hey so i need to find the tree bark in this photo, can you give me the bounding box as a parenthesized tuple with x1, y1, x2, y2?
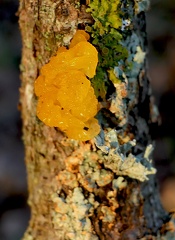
(19, 0, 175, 239)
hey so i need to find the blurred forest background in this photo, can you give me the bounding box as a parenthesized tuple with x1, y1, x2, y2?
(0, 0, 175, 239)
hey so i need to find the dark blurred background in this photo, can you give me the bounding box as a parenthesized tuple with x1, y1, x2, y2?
(147, 0, 175, 211)
(0, 0, 29, 239)
(0, 0, 175, 239)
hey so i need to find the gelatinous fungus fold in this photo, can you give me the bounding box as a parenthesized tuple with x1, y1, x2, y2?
(34, 30, 100, 141)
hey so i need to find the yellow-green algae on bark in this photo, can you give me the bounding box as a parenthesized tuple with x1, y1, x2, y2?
(86, 0, 128, 99)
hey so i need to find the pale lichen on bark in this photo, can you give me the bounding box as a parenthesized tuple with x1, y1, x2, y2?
(19, 0, 173, 239)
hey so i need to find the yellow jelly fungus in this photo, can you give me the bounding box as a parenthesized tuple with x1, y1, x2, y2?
(34, 30, 100, 141)
(69, 30, 90, 48)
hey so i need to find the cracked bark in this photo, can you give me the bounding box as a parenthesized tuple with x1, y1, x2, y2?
(19, 0, 174, 239)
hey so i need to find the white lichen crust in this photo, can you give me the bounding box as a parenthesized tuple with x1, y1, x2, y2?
(52, 188, 99, 240)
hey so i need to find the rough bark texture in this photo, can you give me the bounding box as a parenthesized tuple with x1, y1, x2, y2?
(19, 0, 175, 239)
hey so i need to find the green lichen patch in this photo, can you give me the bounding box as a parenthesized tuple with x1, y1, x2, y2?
(86, 0, 128, 99)
(87, 0, 122, 33)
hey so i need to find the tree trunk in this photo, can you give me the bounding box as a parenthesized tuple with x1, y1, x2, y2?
(19, 0, 175, 239)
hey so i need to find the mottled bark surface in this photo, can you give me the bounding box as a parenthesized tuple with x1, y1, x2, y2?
(19, 0, 175, 239)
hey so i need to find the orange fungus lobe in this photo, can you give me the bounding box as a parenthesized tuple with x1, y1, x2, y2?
(34, 30, 100, 141)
